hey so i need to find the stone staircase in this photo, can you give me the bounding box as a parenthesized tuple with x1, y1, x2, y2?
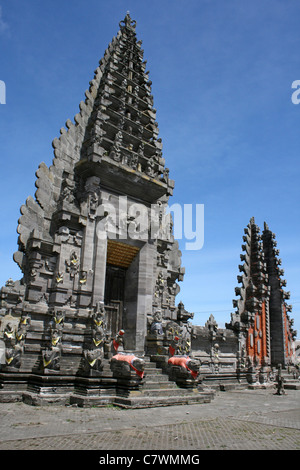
(113, 355, 215, 408)
(282, 368, 300, 390)
(199, 372, 249, 392)
(11, 355, 215, 408)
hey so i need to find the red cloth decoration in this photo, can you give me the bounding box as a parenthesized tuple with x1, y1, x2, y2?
(112, 353, 144, 378)
(168, 355, 198, 379)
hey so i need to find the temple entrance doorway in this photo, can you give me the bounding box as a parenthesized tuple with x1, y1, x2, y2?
(104, 240, 140, 340)
(104, 264, 126, 337)
(105, 265, 126, 304)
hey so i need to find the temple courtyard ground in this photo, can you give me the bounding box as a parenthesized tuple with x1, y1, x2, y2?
(0, 388, 299, 451)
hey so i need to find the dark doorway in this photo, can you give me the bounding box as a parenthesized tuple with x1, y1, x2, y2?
(104, 240, 141, 345)
(104, 264, 127, 337)
(104, 264, 127, 304)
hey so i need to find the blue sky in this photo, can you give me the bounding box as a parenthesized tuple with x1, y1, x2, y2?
(0, 0, 299, 337)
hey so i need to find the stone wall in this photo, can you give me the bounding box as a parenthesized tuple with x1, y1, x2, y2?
(191, 324, 238, 376)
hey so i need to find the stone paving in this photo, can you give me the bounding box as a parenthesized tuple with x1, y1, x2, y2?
(0, 388, 299, 450)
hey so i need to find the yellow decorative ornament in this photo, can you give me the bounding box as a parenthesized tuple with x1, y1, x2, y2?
(43, 357, 52, 367)
(4, 331, 14, 339)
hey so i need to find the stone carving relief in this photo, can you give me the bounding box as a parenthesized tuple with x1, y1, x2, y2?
(82, 302, 108, 374)
(149, 310, 163, 336)
(3, 312, 31, 369)
(42, 309, 64, 371)
(65, 251, 80, 278)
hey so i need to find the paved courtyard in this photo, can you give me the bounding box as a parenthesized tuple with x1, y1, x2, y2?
(0, 388, 299, 451)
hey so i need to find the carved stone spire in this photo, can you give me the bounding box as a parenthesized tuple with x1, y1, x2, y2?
(227, 218, 296, 376)
(119, 12, 137, 31)
(262, 223, 296, 366)
(76, 13, 174, 202)
(226, 218, 271, 374)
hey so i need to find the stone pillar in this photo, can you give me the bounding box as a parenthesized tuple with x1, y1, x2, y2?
(135, 241, 155, 352)
(123, 241, 155, 352)
(81, 219, 96, 277)
(92, 228, 107, 306)
(78, 218, 96, 307)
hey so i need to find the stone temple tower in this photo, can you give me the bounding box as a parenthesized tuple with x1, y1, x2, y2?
(262, 222, 296, 367)
(0, 13, 198, 406)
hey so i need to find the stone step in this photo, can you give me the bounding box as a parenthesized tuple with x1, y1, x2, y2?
(144, 371, 170, 381)
(113, 392, 213, 409)
(142, 381, 178, 390)
(283, 379, 300, 390)
(70, 394, 116, 408)
(144, 364, 163, 372)
(144, 369, 165, 376)
(132, 387, 201, 397)
(144, 378, 172, 386)
(69, 390, 214, 409)
(218, 382, 249, 391)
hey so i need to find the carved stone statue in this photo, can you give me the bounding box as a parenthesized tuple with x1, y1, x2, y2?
(150, 310, 164, 336)
(92, 302, 106, 328)
(112, 329, 125, 353)
(5, 345, 22, 368)
(110, 352, 145, 378)
(42, 348, 60, 371)
(83, 349, 103, 372)
(167, 355, 200, 384)
(169, 335, 179, 357)
(51, 310, 65, 331)
(3, 323, 15, 346)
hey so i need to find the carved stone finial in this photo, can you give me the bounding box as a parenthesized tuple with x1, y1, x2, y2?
(119, 12, 137, 31)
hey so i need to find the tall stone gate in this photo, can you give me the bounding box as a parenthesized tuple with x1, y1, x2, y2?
(224, 218, 296, 383)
